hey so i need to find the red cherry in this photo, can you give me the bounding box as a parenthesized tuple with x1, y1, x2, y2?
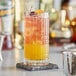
(30, 11, 36, 16)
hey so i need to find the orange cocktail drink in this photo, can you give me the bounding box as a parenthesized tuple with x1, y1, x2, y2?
(24, 10, 49, 66)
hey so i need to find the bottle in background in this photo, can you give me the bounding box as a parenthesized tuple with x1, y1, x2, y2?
(0, 0, 14, 50)
(49, 9, 72, 46)
(70, 18, 76, 43)
(61, 10, 72, 43)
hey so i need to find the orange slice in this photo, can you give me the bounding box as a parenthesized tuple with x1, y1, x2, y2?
(35, 9, 44, 14)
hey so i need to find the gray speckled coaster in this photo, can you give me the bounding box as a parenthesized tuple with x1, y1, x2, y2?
(16, 63, 58, 71)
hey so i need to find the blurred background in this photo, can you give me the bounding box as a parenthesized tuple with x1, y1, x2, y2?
(0, 0, 76, 50)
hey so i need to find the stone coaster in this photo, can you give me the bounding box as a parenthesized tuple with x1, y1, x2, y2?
(16, 63, 58, 71)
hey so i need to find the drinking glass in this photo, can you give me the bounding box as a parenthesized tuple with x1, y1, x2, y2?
(63, 44, 76, 76)
(0, 32, 5, 61)
(24, 12, 49, 66)
(68, 7, 76, 43)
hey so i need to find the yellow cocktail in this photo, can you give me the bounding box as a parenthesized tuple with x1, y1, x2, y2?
(24, 10, 49, 66)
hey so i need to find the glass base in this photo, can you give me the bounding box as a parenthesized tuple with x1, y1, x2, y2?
(24, 59, 49, 66)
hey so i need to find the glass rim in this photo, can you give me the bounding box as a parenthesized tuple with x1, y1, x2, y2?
(25, 12, 49, 18)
